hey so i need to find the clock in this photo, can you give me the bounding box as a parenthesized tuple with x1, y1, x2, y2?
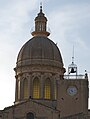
(67, 86, 77, 96)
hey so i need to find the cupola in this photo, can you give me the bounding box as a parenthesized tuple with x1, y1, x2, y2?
(31, 5, 50, 37)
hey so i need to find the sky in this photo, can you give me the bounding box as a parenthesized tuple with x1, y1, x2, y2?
(0, 0, 90, 110)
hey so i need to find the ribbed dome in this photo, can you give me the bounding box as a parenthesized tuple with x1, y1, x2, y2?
(17, 36, 63, 68)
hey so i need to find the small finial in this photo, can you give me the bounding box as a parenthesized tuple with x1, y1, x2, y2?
(40, 2, 42, 13)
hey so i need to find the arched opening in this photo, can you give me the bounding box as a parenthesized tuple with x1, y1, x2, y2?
(44, 78, 51, 99)
(33, 77, 40, 99)
(26, 112, 34, 119)
(23, 78, 28, 99)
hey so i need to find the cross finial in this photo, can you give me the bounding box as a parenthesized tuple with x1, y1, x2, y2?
(40, 2, 42, 13)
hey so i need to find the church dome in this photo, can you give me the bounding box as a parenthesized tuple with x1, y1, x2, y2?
(14, 5, 65, 104)
(16, 5, 64, 68)
(17, 36, 63, 68)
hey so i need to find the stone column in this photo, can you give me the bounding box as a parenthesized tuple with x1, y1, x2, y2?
(28, 74, 32, 98)
(15, 77, 18, 102)
(30, 74, 33, 98)
(20, 77, 24, 100)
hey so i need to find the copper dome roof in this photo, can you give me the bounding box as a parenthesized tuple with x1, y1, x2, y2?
(16, 36, 63, 68)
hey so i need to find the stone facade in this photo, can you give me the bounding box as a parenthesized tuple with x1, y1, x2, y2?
(0, 77, 90, 119)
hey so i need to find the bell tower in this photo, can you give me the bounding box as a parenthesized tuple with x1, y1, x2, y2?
(57, 49, 89, 117)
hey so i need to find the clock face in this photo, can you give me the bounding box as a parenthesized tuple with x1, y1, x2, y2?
(67, 86, 77, 96)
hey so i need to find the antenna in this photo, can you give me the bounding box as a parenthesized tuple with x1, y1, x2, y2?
(68, 45, 77, 76)
(72, 45, 74, 64)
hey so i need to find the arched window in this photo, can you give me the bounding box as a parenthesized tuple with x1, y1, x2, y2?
(33, 77, 40, 99)
(23, 78, 28, 99)
(26, 112, 34, 119)
(44, 78, 51, 99)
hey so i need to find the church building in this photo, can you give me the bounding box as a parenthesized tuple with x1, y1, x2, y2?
(0, 5, 90, 119)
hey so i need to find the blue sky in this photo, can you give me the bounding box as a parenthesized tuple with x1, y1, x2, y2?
(0, 0, 90, 109)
